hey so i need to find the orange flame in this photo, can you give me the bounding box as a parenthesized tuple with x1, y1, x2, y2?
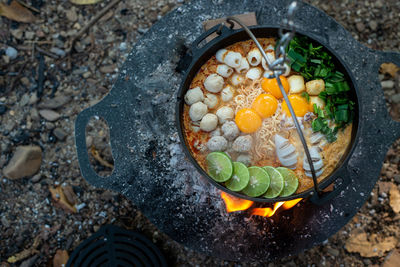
(220, 191, 254, 212)
(251, 198, 303, 217)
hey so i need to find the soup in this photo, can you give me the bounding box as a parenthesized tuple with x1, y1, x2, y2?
(182, 37, 353, 198)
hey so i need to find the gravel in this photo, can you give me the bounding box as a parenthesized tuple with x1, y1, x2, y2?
(0, 0, 399, 266)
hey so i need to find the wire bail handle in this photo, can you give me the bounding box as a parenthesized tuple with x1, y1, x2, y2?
(226, 1, 321, 196)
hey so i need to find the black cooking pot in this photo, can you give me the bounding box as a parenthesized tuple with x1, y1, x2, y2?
(176, 23, 379, 204)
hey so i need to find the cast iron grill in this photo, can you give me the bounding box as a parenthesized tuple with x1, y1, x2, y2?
(66, 225, 167, 267)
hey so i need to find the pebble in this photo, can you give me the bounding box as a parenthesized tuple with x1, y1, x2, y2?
(50, 47, 66, 57)
(25, 31, 35, 40)
(38, 95, 71, 109)
(83, 71, 91, 78)
(119, 42, 127, 51)
(3, 146, 42, 179)
(30, 108, 40, 121)
(356, 22, 365, 32)
(327, 247, 340, 257)
(66, 8, 78, 22)
(53, 128, 68, 141)
(21, 77, 30, 87)
(20, 94, 30, 106)
(10, 28, 23, 39)
(99, 65, 115, 74)
(394, 174, 400, 183)
(381, 80, 395, 89)
(369, 20, 378, 31)
(6, 46, 18, 60)
(391, 93, 400, 104)
(39, 109, 61, 121)
(29, 94, 39, 105)
(31, 174, 42, 183)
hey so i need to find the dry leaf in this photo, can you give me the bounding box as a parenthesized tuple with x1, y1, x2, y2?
(53, 250, 69, 267)
(49, 186, 77, 213)
(0, 0, 35, 23)
(380, 63, 399, 78)
(390, 184, 400, 213)
(383, 250, 400, 267)
(70, 0, 103, 5)
(90, 147, 114, 168)
(345, 232, 397, 257)
(7, 248, 38, 263)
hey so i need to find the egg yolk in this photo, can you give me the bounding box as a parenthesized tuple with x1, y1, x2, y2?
(235, 108, 262, 133)
(252, 94, 278, 118)
(282, 95, 312, 117)
(261, 76, 289, 99)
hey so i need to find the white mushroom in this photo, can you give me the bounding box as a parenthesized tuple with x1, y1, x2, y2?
(230, 74, 244, 86)
(246, 67, 262, 80)
(216, 106, 234, 124)
(216, 49, 242, 68)
(303, 147, 324, 177)
(189, 102, 208, 121)
(247, 48, 262, 66)
(184, 87, 204, 105)
(221, 85, 234, 102)
(221, 121, 239, 141)
(204, 74, 224, 93)
(200, 113, 218, 132)
(207, 136, 228, 151)
(232, 135, 253, 152)
(203, 93, 218, 109)
(275, 134, 298, 169)
(261, 52, 275, 70)
(310, 96, 326, 109)
(288, 75, 305, 94)
(216, 64, 233, 78)
(236, 154, 252, 166)
(235, 57, 250, 74)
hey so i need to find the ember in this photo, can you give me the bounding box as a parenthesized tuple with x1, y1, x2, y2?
(221, 191, 302, 217)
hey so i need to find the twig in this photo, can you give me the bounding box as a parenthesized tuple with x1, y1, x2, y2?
(24, 40, 54, 44)
(67, 0, 121, 54)
(36, 46, 59, 59)
(9, 62, 27, 91)
(16, 0, 40, 13)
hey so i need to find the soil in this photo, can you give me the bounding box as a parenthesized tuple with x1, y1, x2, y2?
(0, 0, 399, 266)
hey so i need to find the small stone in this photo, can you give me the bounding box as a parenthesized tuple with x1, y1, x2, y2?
(381, 80, 395, 89)
(394, 174, 400, 184)
(356, 22, 365, 32)
(83, 71, 91, 78)
(25, 31, 35, 40)
(50, 47, 66, 57)
(391, 94, 400, 104)
(21, 77, 30, 87)
(2, 55, 10, 64)
(11, 29, 23, 39)
(5, 47, 18, 60)
(38, 95, 71, 109)
(86, 136, 93, 147)
(327, 247, 340, 257)
(369, 20, 378, 31)
(31, 174, 42, 183)
(29, 94, 39, 105)
(66, 8, 78, 22)
(99, 65, 115, 74)
(53, 128, 68, 141)
(30, 108, 40, 121)
(119, 42, 127, 51)
(39, 109, 61, 121)
(20, 94, 30, 106)
(3, 146, 42, 179)
(1, 217, 10, 228)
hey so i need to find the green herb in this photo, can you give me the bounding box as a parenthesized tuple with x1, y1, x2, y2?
(301, 92, 310, 102)
(288, 36, 354, 142)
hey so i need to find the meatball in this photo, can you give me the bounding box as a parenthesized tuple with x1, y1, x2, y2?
(200, 113, 218, 132)
(221, 121, 239, 141)
(204, 74, 224, 93)
(215, 106, 234, 124)
(184, 87, 204, 105)
(204, 93, 218, 109)
(236, 154, 252, 166)
(210, 127, 221, 137)
(189, 102, 208, 121)
(232, 135, 253, 152)
(207, 136, 228, 152)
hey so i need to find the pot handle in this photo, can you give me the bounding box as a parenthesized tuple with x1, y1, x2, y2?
(176, 24, 233, 73)
(309, 170, 351, 205)
(375, 50, 400, 143)
(75, 103, 118, 190)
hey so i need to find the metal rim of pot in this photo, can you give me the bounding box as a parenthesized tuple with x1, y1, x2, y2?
(175, 24, 361, 204)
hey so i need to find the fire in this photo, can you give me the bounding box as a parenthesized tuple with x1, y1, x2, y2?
(251, 198, 303, 217)
(220, 191, 253, 212)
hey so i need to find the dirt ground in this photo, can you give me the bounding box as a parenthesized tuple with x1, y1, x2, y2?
(0, 0, 400, 266)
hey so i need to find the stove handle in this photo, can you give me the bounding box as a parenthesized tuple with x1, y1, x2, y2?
(376, 51, 400, 143)
(75, 104, 118, 191)
(309, 171, 351, 205)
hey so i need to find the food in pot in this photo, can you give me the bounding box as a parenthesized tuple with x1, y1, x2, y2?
(182, 36, 354, 198)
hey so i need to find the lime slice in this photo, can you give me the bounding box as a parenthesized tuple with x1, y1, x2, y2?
(225, 162, 250, 192)
(263, 166, 284, 198)
(276, 167, 299, 197)
(206, 152, 233, 182)
(242, 166, 270, 197)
